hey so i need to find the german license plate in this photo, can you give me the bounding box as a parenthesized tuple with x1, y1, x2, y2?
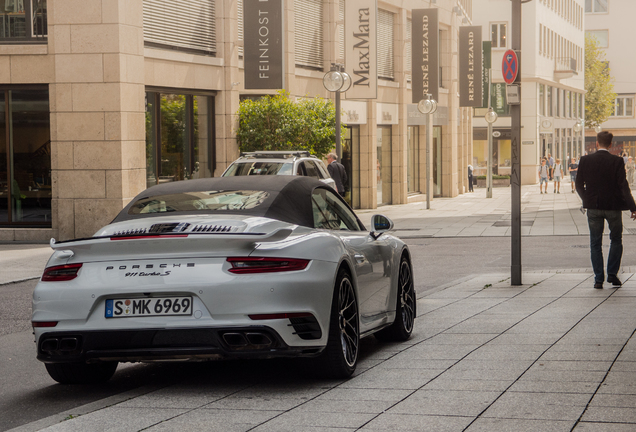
(105, 297, 192, 318)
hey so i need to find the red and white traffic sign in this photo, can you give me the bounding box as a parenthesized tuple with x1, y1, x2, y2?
(502, 49, 519, 85)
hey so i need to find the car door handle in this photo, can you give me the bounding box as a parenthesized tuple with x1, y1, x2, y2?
(354, 254, 366, 264)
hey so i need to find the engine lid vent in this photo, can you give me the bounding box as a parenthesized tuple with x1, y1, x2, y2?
(191, 224, 236, 233)
(113, 228, 148, 236)
(149, 222, 191, 233)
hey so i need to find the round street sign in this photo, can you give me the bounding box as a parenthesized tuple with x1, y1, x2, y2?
(502, 49, 518, 85)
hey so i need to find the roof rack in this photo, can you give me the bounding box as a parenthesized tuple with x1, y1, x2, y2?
(239, 150, 313, 159)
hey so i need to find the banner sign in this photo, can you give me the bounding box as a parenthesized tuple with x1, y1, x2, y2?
(244, 0, 284, 89)
(459, 26, 482, 107)
(412, 8, 439, 103)
(481, 41, 491, 108)
(491, 83, 509, 116)
(345, 0, 377, 99)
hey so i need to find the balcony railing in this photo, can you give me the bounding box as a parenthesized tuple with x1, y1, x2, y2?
(554, 57, 577, 79)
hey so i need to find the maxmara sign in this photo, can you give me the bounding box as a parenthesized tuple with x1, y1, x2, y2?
(345, 0, 377, 99)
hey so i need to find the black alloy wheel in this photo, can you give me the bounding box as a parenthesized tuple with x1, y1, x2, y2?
(319, 268, 359, 378)
(375, 256, 415, 342)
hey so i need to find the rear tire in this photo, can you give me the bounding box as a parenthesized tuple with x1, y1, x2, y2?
(45, 361, 118, 385)
(374, 256, 415, 342)
(318, 268, 359, 379)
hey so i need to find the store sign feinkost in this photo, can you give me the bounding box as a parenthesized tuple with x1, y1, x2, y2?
(244, 0, 284, 89)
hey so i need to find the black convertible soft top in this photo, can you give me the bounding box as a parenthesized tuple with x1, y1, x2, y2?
(113, 176, 333, 228)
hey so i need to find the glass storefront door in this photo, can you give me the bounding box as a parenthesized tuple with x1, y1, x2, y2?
(341, 126, 360, 208)
(145, 91, 214, 187)
(433, 126, 442, 196)
(377, 126, 392, 205)
(407, 126, 419, 193)
(0, 87, 51, 226)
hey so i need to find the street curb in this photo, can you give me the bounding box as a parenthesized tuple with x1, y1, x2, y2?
(5, 384, 166, 432)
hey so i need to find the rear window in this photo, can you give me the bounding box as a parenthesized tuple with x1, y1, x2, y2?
(223, 162, 293, 176)
(128, 190, 270, 214)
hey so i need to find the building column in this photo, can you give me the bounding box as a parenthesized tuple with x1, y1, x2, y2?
(50, 0, 146, 240)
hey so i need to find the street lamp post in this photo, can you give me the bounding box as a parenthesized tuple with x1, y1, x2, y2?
(573, 118, 583, 158)
(417, 94, 438, 210)
(485, 107, 498, 199)
(323, 63, 352, 160)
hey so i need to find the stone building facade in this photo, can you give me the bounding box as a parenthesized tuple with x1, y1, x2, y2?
(0, 0, 472, 241)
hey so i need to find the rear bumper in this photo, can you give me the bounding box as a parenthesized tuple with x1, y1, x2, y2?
(37, 326, 323, 364)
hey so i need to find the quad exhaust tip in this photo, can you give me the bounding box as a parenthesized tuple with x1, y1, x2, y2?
(222, 332, 273, 349)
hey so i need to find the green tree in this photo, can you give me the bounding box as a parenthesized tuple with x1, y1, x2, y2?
(236, 90, 344, 159)
(585, 34, 616, 129)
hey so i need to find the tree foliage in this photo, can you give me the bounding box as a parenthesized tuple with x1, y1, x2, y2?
(236, 90, 344, 159)
(585, 34, 616, 129)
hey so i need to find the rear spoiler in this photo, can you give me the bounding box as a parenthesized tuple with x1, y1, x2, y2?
(47, 228, 295, 262)
(50, 228, 293, 249)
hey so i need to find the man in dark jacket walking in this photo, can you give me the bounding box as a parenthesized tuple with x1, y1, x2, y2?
(327, 153, 348, 196)
(576, 131, 636, 288)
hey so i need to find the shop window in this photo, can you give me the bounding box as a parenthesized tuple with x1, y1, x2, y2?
(611, 95, 634, 118)
(0, 86, 51, 226)
(341, 126, 359, 208)
(491, 22, 507, 48)
(0, 0, 46, 42)
(377, 126, 392, 205)
(407, 126, 419, 193)
(295, 0, 323, 69)
(143, 0, 216, 55)
(377, 10, 394, 79)
(586, 30, 608, 48)
(145, 91, 215, 188)
(585, 0, 608, 13)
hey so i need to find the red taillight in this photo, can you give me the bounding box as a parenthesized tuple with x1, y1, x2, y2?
(110, 235, 188, 240)
(32, 321, 58, 328)
(41, 263, 83, 281)
(227, 257, 309, 274)
(249, 312, 313, 320)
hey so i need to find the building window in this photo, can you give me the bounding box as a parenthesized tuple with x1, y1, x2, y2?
(539, 84, 545, 116)
(145, 91, 215, 188)
(0, 0, 46, 42)
(547, 86, 553, 117)
(491, 22, 507, 48)
(0, 86, 51, 226)
(295, 0, 323, 69)
(143, 0, 216, 55)
(585, 0, 608, 13)
(407, 127, 419, 193)
(611, 95, 634, 117)
(377, 9, 394, 80)
(586, 30, 609, 48)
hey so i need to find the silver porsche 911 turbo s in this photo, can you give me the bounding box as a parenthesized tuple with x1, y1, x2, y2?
(32, 176, 415, 384)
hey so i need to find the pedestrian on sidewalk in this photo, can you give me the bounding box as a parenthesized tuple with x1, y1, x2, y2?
(547, 153, 555, 180)
(575, 131, 636, 289)
(553, 158, 564, 193)
(627, 156, 635, 186)
(538, 158, 549, 194)
(467, 164, 474, 192)
(569, 157, 578, 193)
(327, 152, 348, 197)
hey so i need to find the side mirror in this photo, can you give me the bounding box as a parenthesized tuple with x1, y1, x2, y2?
(370, 214, 394, 239)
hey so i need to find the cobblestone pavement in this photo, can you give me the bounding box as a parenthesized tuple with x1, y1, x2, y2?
(12, 271, 636, 432)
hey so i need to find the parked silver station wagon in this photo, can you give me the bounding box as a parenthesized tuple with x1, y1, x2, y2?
(222, 151, 337, 190)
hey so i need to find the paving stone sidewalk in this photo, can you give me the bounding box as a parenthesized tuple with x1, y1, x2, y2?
(14, 271, 636, 432)
(358, 181, 636, 239)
